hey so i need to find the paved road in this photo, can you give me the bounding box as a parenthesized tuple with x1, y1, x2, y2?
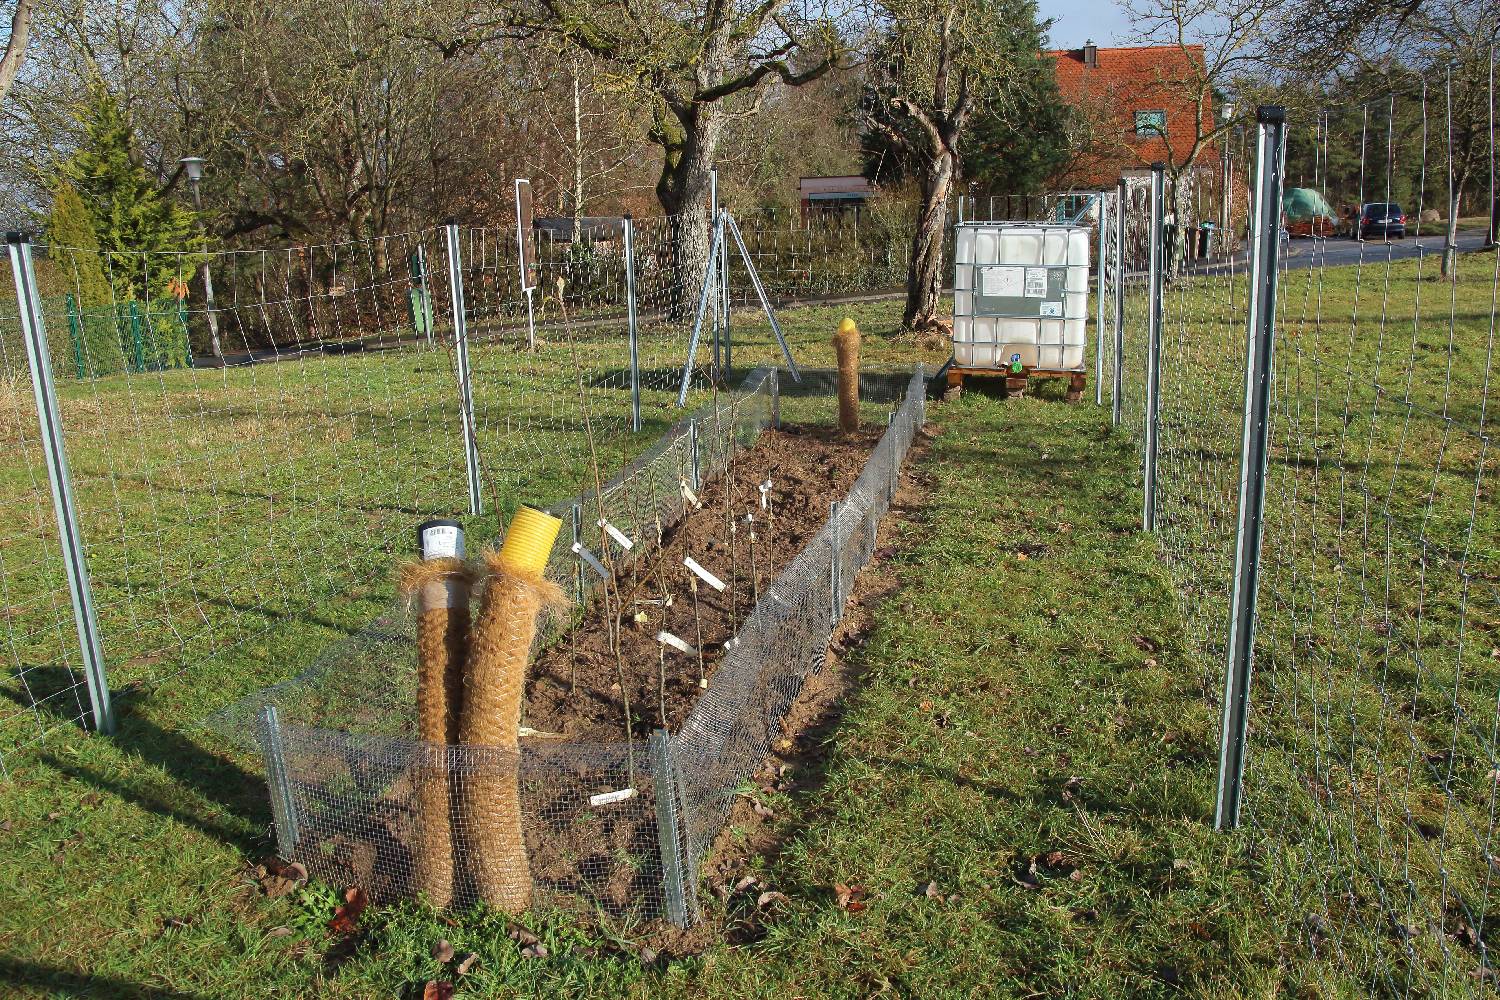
(1190, 226, 1492, 275)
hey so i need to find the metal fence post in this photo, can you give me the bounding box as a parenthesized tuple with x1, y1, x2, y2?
(1142, 163, 1166, 531)
(7, 234, 113, 734)
(1215, 106, 1287, 832)
(1112, 179, 1126, 428)
(443, 222, 483, 517)
(259, 705, 300, 857)
(623, 214, 642, 433)
(1096, 189, 1108, 406)
(649, 730, 690, 926)
(64, 292, 85, 379)
(570, 502, 584, 605)
(688, 418, 701, 491)
(771, 368, 780, 429)
(829, 501, 842, 625)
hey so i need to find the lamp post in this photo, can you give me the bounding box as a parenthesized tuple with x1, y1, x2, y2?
(179, 156, 222, 360)
(1219, 102, 1235, 255)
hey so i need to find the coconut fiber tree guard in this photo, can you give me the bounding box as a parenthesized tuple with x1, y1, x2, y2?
(398, 520, 474, 908)
(458, 506, 565, 911)
(833, 317, 861, 433)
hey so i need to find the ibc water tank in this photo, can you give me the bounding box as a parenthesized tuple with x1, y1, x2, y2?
(952, 223, 1091, 372)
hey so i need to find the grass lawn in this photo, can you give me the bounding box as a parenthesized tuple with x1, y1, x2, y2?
(0, 238, 1495, 996)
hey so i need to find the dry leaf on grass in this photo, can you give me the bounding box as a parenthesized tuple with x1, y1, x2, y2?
(422, 982, 454, 1000)
(431, 939, 454, 963)
(328, 886, 368, 936)
(757, 890, 789, 909)
(833, 883, 867, 912)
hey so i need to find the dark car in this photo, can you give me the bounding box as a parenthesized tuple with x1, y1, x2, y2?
(1359, 202, 1407, 240)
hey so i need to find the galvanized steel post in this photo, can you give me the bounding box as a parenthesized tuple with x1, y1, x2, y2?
(6, 233, 113, 735)
(570, 503, 584, 605)
(1112, 179, 1126, 427)
(443, 223, 483, 516)
(623, 215, 642, 432)
(259, 704, 300, 857)
(1142, 164, 1165, 531)
(829, 501, 842, 625)
(1096, 189, 1108, 405)
(1215, 106, 1287, 832)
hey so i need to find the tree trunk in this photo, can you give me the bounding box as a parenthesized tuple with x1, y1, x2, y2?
(1441, 180, 1462, 279)
(655, 106, 724, 321)
(903, 151, 955, 331)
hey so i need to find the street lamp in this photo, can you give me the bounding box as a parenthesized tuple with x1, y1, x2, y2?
(179, 156, 222, 360)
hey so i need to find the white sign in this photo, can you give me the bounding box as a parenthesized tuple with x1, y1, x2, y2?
(657, 630, 697, 655)
(598, 519, 634, 550)
(589, 788, 637, 807)
(420, 523, 463, 560)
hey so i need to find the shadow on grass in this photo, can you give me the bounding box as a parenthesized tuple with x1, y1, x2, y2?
(0, 958, 214, 999)
(18, 665, 269, 853)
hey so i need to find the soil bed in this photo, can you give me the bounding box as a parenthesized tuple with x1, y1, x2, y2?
(524, 422, 881, 741)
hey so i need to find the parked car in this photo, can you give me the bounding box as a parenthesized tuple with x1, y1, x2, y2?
(1358, 202, 1407, 240)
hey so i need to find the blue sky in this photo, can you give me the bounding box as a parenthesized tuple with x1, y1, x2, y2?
(1042, 1, 1135, 49)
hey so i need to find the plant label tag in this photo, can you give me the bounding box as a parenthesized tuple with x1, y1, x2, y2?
(657, 630, 696, 656)
(589, 788, 638, 807)
(571, 541, 609, 580)
(699, 677, 708, 689)
(683, 556, 726, 591)
(598, 519, 634, 550)
(681, 479, 703, 509)
(759, 480, 772, 509)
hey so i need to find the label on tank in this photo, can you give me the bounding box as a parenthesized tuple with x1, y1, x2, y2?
(972, 265, 1072, 319)
(1024, 268, 1048, 297)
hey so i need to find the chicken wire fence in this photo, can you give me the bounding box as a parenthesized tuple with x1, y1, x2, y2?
(1116, 81, 1499, 993)
(0, 205, 794, 775)
(211, 365, 926, 925)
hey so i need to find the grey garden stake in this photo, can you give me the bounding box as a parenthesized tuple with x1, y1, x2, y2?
(624, 215, 642, 432)
(6, 233, 113, 736)
(443, 223, 483, 516)
(675, 217, 727, 407)
(649, 730, 690, 926)
(1215, 106, 1287, 832)
(1096, 189, 1109, 406)
(710, 169, 722, 378)
(1112, 179, 1126, 427)
(771, 368, 780, 429)
(1142, 163, 1166, 531)
(829, 501, 842, 625)
(570, 503, 584, 605)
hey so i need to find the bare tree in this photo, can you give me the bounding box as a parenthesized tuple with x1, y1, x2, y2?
(0, 0, 32, 105)
(860, 0, 1049, 331)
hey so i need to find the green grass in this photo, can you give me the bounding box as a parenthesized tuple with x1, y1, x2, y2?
(0, 241, 1495, 996)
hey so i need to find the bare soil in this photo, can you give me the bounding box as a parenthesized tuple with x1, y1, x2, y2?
(523, 422, 884, 741)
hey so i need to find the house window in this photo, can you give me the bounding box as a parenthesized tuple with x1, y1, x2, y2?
(1134, 110, 1167, 137)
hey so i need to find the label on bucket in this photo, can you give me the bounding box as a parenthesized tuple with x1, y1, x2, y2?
(420, 523, 463, 560)
(589, 788, 638, 807)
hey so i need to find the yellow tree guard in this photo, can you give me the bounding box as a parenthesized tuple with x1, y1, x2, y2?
(397, 556, 474, 908)
(458, 507, 565, 911)
(834, 317, 861, 433)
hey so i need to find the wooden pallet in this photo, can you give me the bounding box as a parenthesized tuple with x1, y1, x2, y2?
(945, 364, 1086, 403)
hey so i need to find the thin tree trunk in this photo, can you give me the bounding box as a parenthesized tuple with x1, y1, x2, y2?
(904, 151, 954, 331)
(0, 0, 31, 106)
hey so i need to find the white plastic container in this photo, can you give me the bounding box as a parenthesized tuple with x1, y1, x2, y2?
(953, 223, 1090, 372)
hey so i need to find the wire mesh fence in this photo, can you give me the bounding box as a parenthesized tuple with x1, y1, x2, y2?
(212, 365, 926, 924)
(1117, 75, 1499, 992)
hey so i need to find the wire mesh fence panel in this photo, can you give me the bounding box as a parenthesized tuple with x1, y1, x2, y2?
(1117, 78, 1499, 992)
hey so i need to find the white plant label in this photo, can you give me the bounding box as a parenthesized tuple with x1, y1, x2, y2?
(759, 481, 772, 510)
(657, 630, 696, 656)
(571, 541, 608, 579)
(420, 523, 463, 560)
(598, 519, 634, 550)
(589, 788, 638, 807)
(681, 479, 703, 509)
(683, 556, 726, 592)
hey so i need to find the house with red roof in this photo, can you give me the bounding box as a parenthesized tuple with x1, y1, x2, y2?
(1047, 42, 1220, 188)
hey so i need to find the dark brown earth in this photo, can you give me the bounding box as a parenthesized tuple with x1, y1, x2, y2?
(523, 422, 884, 741)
